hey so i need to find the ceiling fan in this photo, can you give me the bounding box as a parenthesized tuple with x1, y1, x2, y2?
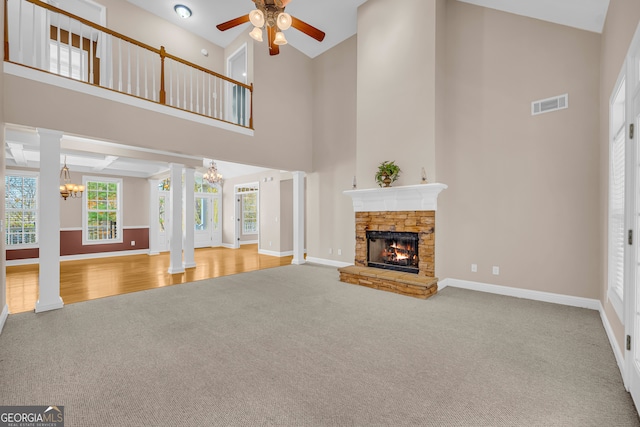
(216, 0, 326, 56)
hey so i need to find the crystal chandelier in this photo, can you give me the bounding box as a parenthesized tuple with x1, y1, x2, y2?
(203, 161, 223, 184)
(59, 156, 84, 200)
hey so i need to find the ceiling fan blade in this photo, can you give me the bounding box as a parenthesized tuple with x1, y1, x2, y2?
(267, 25, 280, 56)
(216, 15, 250, 32)
(291, 16, 325, 42)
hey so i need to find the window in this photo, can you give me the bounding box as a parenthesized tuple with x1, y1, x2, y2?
(608, 75, 626, 320)
(49, 40, 88, 81)
(49, 26, 100, 84)
(83, 177, 122, 244)
(5, 173, 38, 247)
(237, 185, 258, 235)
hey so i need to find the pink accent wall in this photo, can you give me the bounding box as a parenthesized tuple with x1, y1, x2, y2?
(6, 228, 149, 260)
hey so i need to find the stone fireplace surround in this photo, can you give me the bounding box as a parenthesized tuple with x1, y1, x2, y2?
(339, 184, 447, 299)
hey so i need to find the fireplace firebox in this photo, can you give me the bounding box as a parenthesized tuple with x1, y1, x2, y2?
(366, 231, 419, 274)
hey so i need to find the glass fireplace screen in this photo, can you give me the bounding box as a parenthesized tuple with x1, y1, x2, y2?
(366, 231, 419, 274)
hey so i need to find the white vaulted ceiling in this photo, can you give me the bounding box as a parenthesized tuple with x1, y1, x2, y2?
(127, 0, 610, 60)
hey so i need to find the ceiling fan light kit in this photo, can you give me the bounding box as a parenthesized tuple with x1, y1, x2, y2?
(249, 26, 264, 42)
(216, 0, 325, 56)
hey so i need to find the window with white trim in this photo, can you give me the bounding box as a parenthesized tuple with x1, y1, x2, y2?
(608, 75, 626, 320)
(83, 177, 123, 244)
(5, 172, 38, 247)
(237, 184, 258, 235)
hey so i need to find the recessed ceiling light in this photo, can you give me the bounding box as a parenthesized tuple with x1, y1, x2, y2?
(174, 4, 192, 19)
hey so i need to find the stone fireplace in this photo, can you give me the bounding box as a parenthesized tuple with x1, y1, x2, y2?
(339, 183, 446, 299)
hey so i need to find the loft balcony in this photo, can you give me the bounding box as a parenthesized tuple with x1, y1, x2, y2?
(4, 0, 253, 134)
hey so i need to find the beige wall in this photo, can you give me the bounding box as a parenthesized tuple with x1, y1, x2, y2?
(280, 179, 293, 253)
(438, 1, 601, 298)
(599, 0, 640, 354)
(62, 173, 149, 228)
(100, 0, 225, 72)
(1, 0, 6, 319)
(4, 0, 314, 173)
(307, 35, 357, 264)
(356, 0, 440, 188)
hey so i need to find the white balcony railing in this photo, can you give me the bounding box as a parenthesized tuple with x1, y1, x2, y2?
(4, 0, 253, 129)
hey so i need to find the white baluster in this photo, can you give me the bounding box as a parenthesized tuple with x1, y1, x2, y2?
(183, 63, 187, 110)
(67, 16, 72, 78)
(196, 69, 199, 113)
(152, 50, 157, 102)
(56, 23, 61, 75)
(136, 46, 140, 97)
(118, 38, 122, 92)
(18, 0, 23, 63)
(144, 49, 148, 100)
(127, 43, 132, 94)
(79, 25, 84, 81)
(189, 66, 193, 111)
(208, 75, 212, 117)
(31, 2, 36, 67)
(89, 29, 94, 84)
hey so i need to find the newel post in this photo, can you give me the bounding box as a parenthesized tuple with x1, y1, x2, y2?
(159, 46, 166, 104)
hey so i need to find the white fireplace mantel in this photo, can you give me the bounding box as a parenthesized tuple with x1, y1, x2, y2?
(343, 183, 447, 212)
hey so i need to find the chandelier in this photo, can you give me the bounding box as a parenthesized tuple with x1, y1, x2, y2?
(203, 161, 223, 184)
(248, 0, 293, 46)
(59, 156, 84, 200)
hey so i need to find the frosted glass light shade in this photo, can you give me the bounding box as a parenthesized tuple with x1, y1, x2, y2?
(174, 4, 192, 19)
(249, 9, 265, 27)
(276, 12, 292, 30)
(274, 31, 288, 45)
(249, 26, 263, 42)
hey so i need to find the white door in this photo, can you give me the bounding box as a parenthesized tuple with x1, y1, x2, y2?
(626, 21, 640, 409)
(194, 193, 222, 248)
(194, 195, 212, 248)
(212, 193, 222, 246)
(158, 191, 170, 252)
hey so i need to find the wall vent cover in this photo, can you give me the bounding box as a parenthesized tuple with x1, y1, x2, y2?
(531, 93, 568, 116)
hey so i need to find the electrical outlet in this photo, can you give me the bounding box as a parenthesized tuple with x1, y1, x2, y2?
(329, 248, 333, 254)
(269, 241, 272, 247)
(492, 266, 500, 275)
(131, 241, 135, 246)
(471, 264, 477, 272)
(338, 249, 342, 255)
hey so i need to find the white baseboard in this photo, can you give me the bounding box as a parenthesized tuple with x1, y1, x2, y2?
(599, 302, 627, 389)
(6, 249, 150, 266)
(241, 240, 259, 245)
(438, 278, 600, 310)
(305, 257, 352, 268)
(0, 304, 8, 335)
(221, 243, 236, 249)
(258, 249, 294, 257)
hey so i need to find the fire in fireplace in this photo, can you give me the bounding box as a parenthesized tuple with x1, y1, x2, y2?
(366, 231, 419, 274)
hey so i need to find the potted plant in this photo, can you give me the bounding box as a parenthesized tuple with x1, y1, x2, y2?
(375, 160, 401, 187)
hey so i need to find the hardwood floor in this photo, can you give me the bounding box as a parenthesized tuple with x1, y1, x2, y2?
(6, 244, 293, 314)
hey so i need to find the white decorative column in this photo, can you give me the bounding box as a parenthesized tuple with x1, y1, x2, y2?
(35, 128, 64, 313)
(183, 167, 196, 268)
(168, 163, 184, 274)
(291, 171, 305, 265)
(148, 179, 159, 255)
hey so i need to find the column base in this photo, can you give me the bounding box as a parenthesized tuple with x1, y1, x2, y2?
(291, 258, 306, 265)
(35, 297, 64, 313)
(182, 261, 196, 269)
(0, 304, 9, 335)
(167, 266, 185, 274)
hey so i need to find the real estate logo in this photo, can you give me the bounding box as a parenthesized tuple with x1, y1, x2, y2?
(0, 406, 64, 427)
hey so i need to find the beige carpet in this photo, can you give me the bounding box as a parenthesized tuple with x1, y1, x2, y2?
(0, 264, 638, 426)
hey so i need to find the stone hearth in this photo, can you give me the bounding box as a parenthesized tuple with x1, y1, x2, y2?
(341, 184, 447, 299)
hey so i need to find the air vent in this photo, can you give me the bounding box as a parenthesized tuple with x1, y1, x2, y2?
(531, 94, 568, 116)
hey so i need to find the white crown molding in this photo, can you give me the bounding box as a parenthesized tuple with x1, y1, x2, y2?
(344, 183, 447, 212)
